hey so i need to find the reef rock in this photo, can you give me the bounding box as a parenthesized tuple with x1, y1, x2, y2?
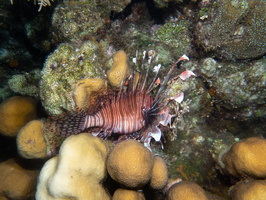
(40, 40, 109, 115)
(195, 0, 266, 60)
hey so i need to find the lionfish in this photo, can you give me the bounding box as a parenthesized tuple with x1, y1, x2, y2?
(46, 51, 195, 154)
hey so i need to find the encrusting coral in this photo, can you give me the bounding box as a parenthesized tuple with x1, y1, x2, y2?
(112, 188, 145, 200)
(0, 96, 37, 137)
(0, 158, 39, 200)
(221, 137, 266, 179)
(36, 133, 110, 200)
(167, 181, 209, 200)
(17, 120, 47, 159)
(107, 140, 154, 188)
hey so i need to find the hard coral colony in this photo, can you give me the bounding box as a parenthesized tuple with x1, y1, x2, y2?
(46, 51, 194, 151)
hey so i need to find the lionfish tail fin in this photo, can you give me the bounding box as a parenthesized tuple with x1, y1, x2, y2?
(46, 110, 87, 138)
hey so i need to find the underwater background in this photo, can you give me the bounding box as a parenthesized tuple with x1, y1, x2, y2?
(0, 0, 265, 199)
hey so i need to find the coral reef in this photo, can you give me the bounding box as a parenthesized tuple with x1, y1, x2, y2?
(107, 140, 155, 188)
(17, 120, 47, 159)
(1, 0, 266, 199)
(195, 0, 266, 60)
(0, 96, 37, 137)
(228, 180, 266, 200)
(40, 40, 108, 115)
(167, 181, 209, 200)
(221, 137, 266, 179)
(36, 133, 110, 200)
(0, 158, 39, 200)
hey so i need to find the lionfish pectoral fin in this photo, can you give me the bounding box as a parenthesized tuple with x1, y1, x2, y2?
(143, 126, 164, 150)
(178, 70, 197, 81)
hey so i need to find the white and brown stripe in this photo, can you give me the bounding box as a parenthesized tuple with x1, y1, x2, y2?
(82, 91, 153, 134)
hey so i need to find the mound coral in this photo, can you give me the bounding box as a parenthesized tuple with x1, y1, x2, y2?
(222, 137, 266, 179)
(150, 156, 168, 190)
(167, 181, 208, 200)
(112, 188, 145, 200)
(36, 133, 110, 200)
(107, 50, 130, 87)
(0, 158, 39, 200)
(17, 120, 47, 159)
(0, 96, 37, 137)
(107, 140, 154, 188)
(229, 180, 266, 200)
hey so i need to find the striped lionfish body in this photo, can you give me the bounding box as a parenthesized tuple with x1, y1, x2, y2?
(47, 52, 194, 152)
(83, 91, 153, 135)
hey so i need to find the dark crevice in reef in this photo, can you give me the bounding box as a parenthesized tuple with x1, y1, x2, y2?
(110, 0, 187, 24)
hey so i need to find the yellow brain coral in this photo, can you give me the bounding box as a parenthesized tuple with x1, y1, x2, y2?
(222, 137, 266, 179)
(107, 140, 154, 188)
(150, 156, 168, 190)
(167, 181, 208, 200)
(36, 133, 110, 200)
(16, 120, 47, 159)
(0, 96, 37, 137)
(229, 180, 266, 200)
(107, 50, 130, 87)
(113, 188, 145, 200)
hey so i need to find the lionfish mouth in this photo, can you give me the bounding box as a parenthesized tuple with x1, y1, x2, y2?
(46, 51, 195, 153)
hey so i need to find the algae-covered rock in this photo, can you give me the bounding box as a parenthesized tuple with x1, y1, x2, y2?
(52, 2, 106, 43)
(195, 0, 266, 60)
(93, 0, 131, 13)
(152, 19, 192, 57)
(106, 3, 193, 67)
(8, 69, 41, 97)
(40, 40, 108, 115)
(198, 57, 266, 110)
